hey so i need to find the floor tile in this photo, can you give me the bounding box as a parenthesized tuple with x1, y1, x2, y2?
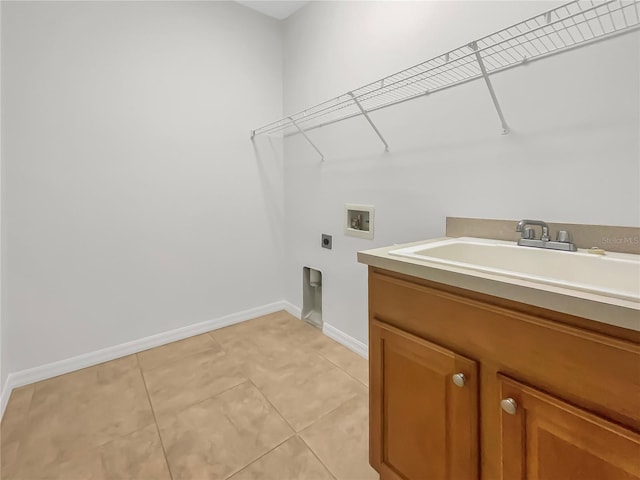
(257, 360, 367, 432)
(214, 313, 368, 432)
(4, 424, 170, 480)
(6, 358, 154, 477)
(1, 312, 375, 480)
(30, 355, 139, 401)
(229, 435, 334, 480)
(1, 386, 34, 478)
(157, 381, 293, 479)
(318, 341, 369, 387)
(284, 322, 336, 351)
(243, 348, 331, 392)
(211, 317, 322, 379)
(142, 347, 245, 415)
(212, 311, 301, 339)
(1, 440, 21, 478)
(1, 385, 35, 445)
(137, 333, 223, 371)
(92, 423, 171, 480)
(210, 311, 306, 356)
(300, 392, 377, 480)
(2, 385, 35, 419)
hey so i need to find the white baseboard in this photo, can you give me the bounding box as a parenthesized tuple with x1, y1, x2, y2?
(281, 301, 302, 319)
(322, 322, 368, 359)
(282, 302, 368, 359)
(0, 301, 288, 419)
(0, 301, 370, 419)
(1, 376, 10, 420)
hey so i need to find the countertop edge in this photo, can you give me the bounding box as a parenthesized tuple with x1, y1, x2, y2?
(358, 237, 640, 333)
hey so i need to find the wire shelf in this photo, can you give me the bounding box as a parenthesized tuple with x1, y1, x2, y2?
(251, 0, 640, 140)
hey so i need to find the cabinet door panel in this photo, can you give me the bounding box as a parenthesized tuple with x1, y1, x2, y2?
(370, 319, 479, 480)
(498, 374, 640, 480)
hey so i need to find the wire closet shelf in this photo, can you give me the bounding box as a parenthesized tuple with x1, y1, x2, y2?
(251, 0, 639, 141)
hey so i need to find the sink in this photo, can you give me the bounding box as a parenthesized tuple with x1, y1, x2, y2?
(388, 237, 640, 303)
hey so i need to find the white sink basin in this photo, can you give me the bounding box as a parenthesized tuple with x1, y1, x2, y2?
(389, 237, 640, 303)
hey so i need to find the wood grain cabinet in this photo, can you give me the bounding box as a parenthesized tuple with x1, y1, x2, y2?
(498, 375, 640, 480)
(370, 320, 478, 480)
(367, 267, 640, 480)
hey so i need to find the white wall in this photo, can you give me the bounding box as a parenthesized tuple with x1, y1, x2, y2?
(1, 1, 284, 376)
(282, 1, 640, 345)
(0, 0, 4, 395)
(2, 0, 639, 382)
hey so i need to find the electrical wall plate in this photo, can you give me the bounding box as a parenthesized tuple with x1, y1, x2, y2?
(321, 234, 332, 249)
(345, 204, 374, 239)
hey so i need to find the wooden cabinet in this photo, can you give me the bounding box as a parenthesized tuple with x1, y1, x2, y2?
(498, 375, 640, 480)
(367, 267, 640, 480)
(370, 320, 478, 480)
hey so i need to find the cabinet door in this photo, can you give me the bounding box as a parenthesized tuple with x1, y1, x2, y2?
(370, 319, 479, 480)
(498, 374, 640, 480)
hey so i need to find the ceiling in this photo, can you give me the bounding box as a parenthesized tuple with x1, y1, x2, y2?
(236, 1, 309, 20)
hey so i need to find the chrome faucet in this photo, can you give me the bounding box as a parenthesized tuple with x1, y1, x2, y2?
(516, 219, 550, 241)
(515, 219, 577, 252)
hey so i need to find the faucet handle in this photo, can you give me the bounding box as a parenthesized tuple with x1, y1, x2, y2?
(522, 227, 536, 239)
(556, 230, 571, 243)
(540, 226, 550, 241)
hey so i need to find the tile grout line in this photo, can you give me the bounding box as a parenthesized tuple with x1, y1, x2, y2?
(221, 376, 336, 479)
(317, 350, 369, 388)
(285, 316, 369, 388)
(137, 336, 250, 422)
(222, 435, 293, 480)
(246, 377, 298, 434)
(4, 314, 368, 480)
(245, 352, 339, 435)
(10, 362, 166, 478)
(138, 317, 362, 480)
(297, 434, 339, 480)
(166, 379, 251, 420)
(205, 330, 233, 356)
(298, 389, 361, 436)
(220, 323, 367, 435)
(247, 366, 359, 459)
(136, 353, 175, 480)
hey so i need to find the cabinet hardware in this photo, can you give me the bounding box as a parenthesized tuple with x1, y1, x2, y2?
(500, 398, 518, 415)
(452, 373, 467, 387)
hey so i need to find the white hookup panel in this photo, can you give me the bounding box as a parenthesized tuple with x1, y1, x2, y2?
(345, 204, 375, 240)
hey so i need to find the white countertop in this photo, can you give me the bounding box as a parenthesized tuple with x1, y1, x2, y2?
(358, 237, 640, 333)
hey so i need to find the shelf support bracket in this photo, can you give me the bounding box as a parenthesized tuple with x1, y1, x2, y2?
(348, 92, 390, 151)
(469, 42, 510, 135)
(289, 117, 324, 161)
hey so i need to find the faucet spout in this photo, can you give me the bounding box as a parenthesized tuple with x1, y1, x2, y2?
(515, 219, 576, 252)
(516, 219, 550, 241)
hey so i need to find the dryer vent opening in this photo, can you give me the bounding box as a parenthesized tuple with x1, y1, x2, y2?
(302, 267, 322, 329)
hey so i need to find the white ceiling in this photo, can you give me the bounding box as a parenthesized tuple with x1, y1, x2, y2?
(236, 1, 309, 20)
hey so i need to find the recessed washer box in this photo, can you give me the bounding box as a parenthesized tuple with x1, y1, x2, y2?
(345, 204, 374, 239)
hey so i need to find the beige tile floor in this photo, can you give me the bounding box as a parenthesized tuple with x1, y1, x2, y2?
(0, 311, 378, 480)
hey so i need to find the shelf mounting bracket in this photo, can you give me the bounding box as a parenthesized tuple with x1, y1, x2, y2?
(469, 42, 510, 135)
(348, 92, 390, 151)
(289, 117, 324, 161)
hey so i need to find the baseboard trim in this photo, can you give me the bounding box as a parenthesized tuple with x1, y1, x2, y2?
(282, 302, 368, 359)
(322, 322, 368, 359)
(281, 301, 302, 319)
(0, 301, 287, 419)
(1, 376, 11, 420)
(1, 302, 370, 418)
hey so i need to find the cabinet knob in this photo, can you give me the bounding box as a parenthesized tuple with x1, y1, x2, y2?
(452, 373, 466, 387)
(500, 398, 518, 415)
